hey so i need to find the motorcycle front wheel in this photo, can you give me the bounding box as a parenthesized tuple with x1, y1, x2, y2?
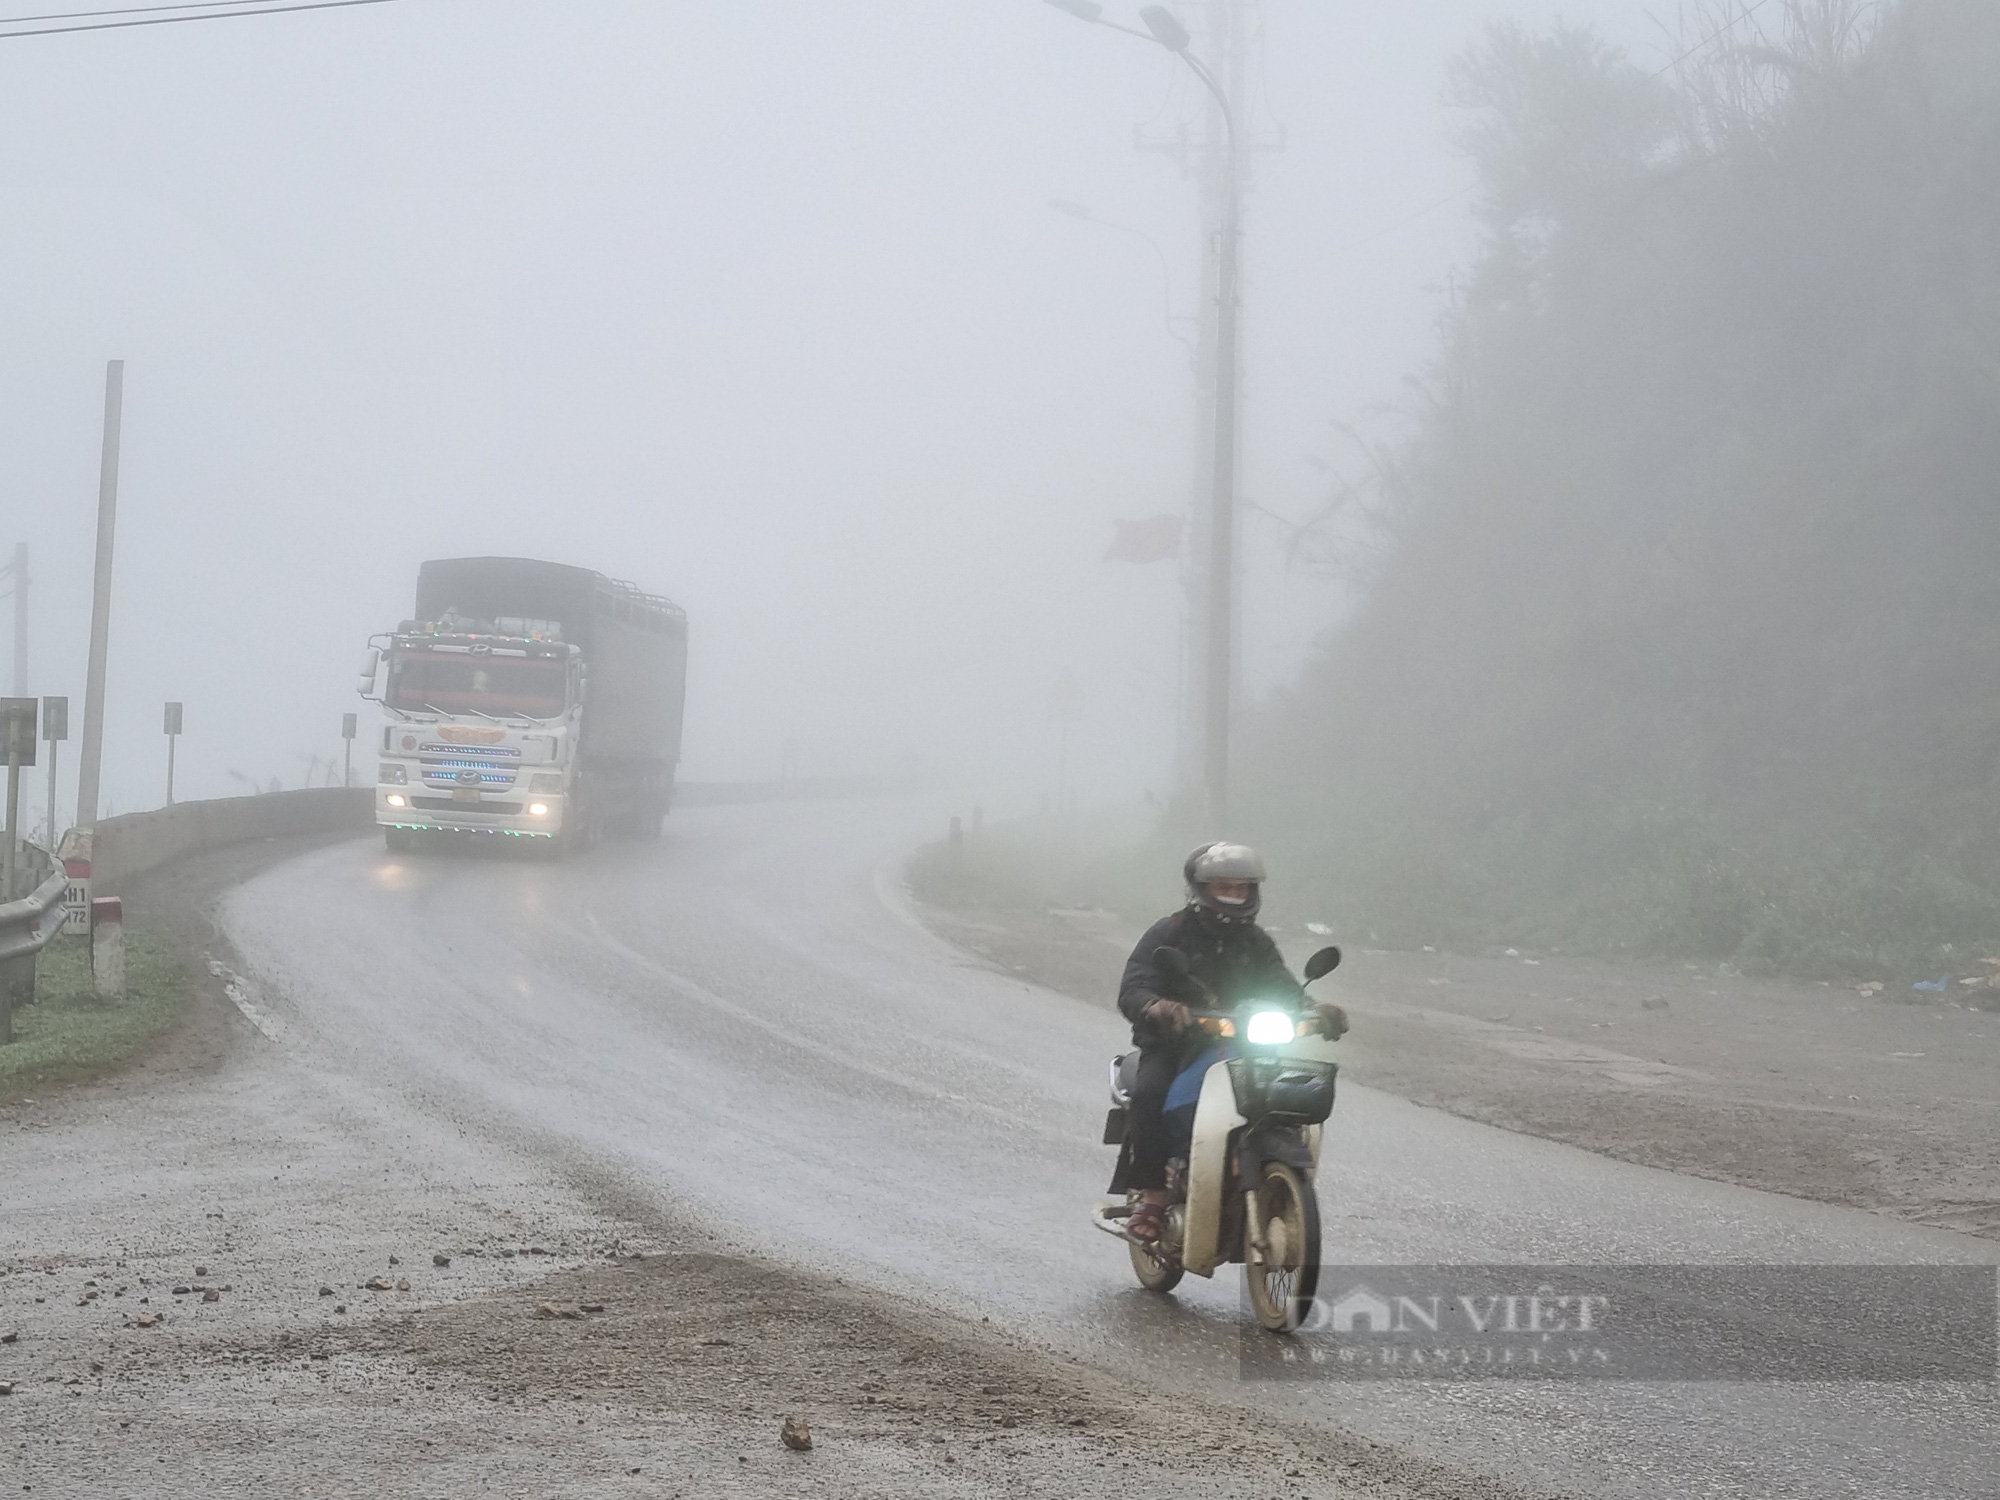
(1129, 1236, 1184, 1293)
(1246, 1162, 1320, 1332)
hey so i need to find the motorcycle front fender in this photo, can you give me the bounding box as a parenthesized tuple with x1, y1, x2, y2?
(1181, 1060, 1246, 1277)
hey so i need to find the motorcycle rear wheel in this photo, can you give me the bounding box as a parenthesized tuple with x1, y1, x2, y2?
(1246, 1162, 1320, 1332)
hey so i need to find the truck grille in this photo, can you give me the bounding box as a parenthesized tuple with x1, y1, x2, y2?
(407, 797, 525, 816)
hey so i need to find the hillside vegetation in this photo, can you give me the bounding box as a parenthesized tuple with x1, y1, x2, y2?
(1242, 0, 2000, 975)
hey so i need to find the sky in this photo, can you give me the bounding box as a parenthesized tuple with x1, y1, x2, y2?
(0, 0, 1682, 829)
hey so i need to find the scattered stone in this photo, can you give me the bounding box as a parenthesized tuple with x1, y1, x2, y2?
(0, 1332, 15, 1344)
(580, 1303, 604, 1314)
(500, 1249, 516, 1259)
(202, 1290, 220, 1304)
(363, 1277, 393, 1292)
(432, 1254, 451, 1268)
(999, 1416, 1018, 1428)
(781, 1415, 812, 1451)
(194, 1266, 208, 1278)
(699, 1338, 732, 1347)
(171, 1286, 191, 1297)
(387, 1256, 400, 1267)
(333, 1305, 347, 1314)
(532, 1302, 581, 1320)
(133, 1313, 161, 1329)
(318, 1286, 334, 1297)
(1641, 996, 1670, 1010)
(0, 1383, 12, 1396)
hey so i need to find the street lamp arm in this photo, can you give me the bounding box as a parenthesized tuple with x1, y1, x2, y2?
(1172, 49, 1236, 143)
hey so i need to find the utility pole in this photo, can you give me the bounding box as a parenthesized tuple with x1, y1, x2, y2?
(5, 543, 24, 696)
(163, 702, 182, 806)
(77, 360, 124, 830)
(1201, 0, 1245, 827)
(1054, 0, 1269, 823)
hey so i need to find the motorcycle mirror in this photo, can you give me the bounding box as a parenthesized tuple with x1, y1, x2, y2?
(1153, 946, 1190, 980)
(1303, 946, 1342, 982)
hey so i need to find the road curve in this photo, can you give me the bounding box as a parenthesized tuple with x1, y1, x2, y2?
(222, 799, 1999, 1499)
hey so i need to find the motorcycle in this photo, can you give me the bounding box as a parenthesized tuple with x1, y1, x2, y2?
(1091, 943, 1343, 1332)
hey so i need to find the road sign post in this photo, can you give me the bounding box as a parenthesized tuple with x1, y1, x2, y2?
(342, 711, 358, 788)
(2, 697, 35, 903)
(163, 701, 183, 807)
(41, 696, 66, 848)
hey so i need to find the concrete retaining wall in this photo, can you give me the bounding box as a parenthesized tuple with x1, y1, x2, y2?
(86, 788, 373, 893)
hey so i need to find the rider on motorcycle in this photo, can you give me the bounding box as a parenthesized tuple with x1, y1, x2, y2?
(1112, 842, 1348, 1243)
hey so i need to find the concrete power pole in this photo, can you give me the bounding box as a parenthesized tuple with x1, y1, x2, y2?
(76, 359, 124, 831)
(7, 543, 24, 696)
(1141, 0, 1256, 824)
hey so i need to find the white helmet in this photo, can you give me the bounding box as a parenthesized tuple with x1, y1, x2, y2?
(1184, 841, 1267, 923)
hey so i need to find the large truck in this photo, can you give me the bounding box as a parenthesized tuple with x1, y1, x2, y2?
(359, 557, 687, 854)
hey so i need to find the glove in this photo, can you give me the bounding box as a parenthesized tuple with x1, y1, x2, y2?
(1143, 998, 1192, 1033)
(1311, 1001, 1349, 1040)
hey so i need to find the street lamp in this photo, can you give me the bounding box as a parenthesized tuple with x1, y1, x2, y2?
(1044, 0, 1243, 825)
(1047, 198, 1196, 360)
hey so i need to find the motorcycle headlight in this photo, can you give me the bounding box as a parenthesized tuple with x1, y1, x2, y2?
(1245, 1010, 1296, 1046)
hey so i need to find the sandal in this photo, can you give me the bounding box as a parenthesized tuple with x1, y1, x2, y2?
(1127, 1200, 1166, 1244)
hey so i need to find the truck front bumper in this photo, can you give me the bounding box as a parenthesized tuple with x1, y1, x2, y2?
(376, 787, 566, 839)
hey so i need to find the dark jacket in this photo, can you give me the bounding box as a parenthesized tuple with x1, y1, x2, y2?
(1118, 906, 1304, 1050)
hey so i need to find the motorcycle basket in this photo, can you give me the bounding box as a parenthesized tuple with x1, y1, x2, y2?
(1226, 1055, 1338, 1125)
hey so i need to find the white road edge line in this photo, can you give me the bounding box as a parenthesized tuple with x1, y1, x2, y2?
(206, 956, 286, 1044)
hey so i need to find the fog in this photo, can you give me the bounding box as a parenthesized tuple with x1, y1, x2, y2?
(2, 0, 1663, 822)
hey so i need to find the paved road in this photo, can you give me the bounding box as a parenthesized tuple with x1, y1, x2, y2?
(214, 800, 1995, 1499)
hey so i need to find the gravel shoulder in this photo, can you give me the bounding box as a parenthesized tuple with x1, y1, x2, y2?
(916, 897, 2000, 1242)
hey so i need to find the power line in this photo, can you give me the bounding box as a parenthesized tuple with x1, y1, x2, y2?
(0, 0, 395, 39)
(0, 0, 288, 26)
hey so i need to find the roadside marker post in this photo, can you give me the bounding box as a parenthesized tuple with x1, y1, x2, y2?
(163, 701, 182, 807)
(342, 711, 357, 788)
(42, 695, 66, 849)
(90, 894, 124, 998)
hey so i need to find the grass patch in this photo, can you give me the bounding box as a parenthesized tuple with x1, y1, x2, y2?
(905, 806, 1180, 920)
(0, 930, 191, 1104)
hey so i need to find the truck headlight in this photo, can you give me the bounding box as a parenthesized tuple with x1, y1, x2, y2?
(378, 763, 407, 785)
(528, 803, 549, 816)
(529, 773, 562, 792)
(386, 793, 407, 808)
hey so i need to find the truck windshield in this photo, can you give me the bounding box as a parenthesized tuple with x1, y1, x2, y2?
(387, 653, 567, 719)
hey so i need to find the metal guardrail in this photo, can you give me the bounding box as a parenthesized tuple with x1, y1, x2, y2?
(0, 842, 68, 965)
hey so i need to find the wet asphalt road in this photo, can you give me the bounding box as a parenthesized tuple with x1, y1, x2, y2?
(215, 799, 1997, 1500)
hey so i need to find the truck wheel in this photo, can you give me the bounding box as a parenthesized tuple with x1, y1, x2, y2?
(385, 827, 414, 853)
